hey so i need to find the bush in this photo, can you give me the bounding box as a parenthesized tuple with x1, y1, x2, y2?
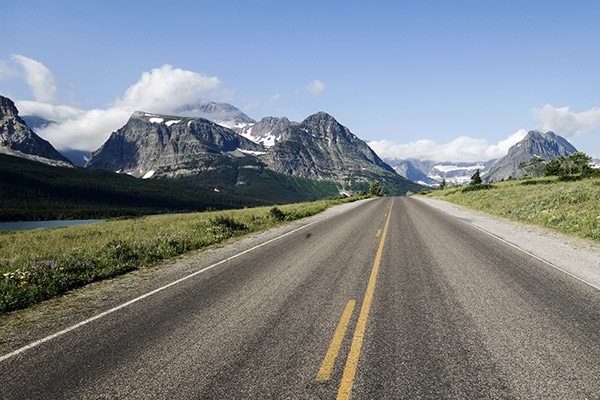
(269, 207, 287, 221)
(462, 183, 494, 193)
(210, 215, 248, 232)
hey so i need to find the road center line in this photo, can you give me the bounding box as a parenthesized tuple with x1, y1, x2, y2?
(337, 198, 394, 400)
(316, 299, 356, 381)
(376, 229, 381, 237)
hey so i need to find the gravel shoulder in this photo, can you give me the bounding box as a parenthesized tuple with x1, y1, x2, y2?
(0, 199, 373, 356)
(414, 196, 600, 290)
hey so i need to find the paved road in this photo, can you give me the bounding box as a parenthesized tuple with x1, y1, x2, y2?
(1, 197, 599, 399)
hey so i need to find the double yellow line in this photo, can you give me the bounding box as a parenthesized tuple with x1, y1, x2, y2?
(316, 198, 395, 399)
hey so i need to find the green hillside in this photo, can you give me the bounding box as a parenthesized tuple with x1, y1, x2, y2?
(419, 176, 600, 241)
(0, 154, 269, 221)
(158, 155, 341, 203)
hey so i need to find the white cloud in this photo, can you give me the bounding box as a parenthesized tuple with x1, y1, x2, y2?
(531, 104, 600, 137)
(0, 60, 19, 80)
(269, 94, 280, 103)
(306, 79, 326, 98)
(368, 129, 527, 163)
(14, 100, 84, 122)
(19, 63, 222, 151)
(114, 65, 221, 113)
(243, 102, 261, 111)
(10, 54, 59, 104)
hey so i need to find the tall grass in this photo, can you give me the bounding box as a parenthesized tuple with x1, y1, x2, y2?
(422, 177, 600, 241)
(0, 196, 366, 313)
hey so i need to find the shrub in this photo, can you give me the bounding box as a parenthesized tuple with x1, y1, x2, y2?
(210, 215, 248, 232)
(462, 183, 494, 193)
(269, 207, 287, 221)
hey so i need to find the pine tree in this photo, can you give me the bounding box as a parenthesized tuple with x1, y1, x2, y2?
(470, 169, 482, 185)
(438, 178, 447, 190)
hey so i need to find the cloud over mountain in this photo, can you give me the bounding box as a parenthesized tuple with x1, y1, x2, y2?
(531, 104, 600, 137)
(9, 58, 223, 151)
(10, 54, 59, 104)
(368, 129, 527, 163)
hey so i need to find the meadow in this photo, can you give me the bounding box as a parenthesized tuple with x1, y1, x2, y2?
(420, 176, 600, 241)
(0, 195, 366, 314)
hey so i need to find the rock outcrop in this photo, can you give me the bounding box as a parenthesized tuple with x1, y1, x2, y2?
(484, 130, 577, 181)
(0, 95, 71, 166)
(85, 111, 264, 177)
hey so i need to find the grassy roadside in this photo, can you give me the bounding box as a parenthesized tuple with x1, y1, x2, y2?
(417, 176, 600, 241)
(0, 195, 368, 314)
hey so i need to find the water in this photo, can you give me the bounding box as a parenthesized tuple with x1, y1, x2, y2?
(0, 219, 105, 231)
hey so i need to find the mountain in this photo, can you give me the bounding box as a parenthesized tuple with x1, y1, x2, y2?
(85, 111, 265, 177)
(0, 95, 71, 167)
(85, 111, 341, 203)
(239, 116, 294, 147)
(260, 112, 422, 195)
(173, 100, 255, 130)
(484, 130, 577, 182)
(385, 159, 496, 187)
(60, 149, 92, 167)
(21, 115, 56, 131)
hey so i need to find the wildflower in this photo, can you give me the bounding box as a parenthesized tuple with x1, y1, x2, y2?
(59, 267, 64, 271)
(18, 281, 27, 287)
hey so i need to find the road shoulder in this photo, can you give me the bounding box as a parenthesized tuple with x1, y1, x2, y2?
(413, 196, 600, 290)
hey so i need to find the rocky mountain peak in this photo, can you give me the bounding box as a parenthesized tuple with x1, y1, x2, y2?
(86, 110, 264, 177)
(173, 100, 255, 130)
(238, 116, 293, 147)
(301, 112, 340, 131)
(0, 95, 71, 166)
(0, 95, 21, 121)
(261, 111, 397, 181)
(484, 130, 577, 181)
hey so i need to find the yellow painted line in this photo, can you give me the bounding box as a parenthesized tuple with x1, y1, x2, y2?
(376, 229, 381, 237)
(337, 198, 394, 400)
(316, 299, 356, 381)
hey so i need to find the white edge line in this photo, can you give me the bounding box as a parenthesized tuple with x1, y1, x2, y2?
(461, 218, 600, 292)
(414, 197, 600, 292)
(0, 216, 327, 363)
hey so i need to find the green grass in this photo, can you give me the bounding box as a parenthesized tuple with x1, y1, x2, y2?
(0, 195, 367, 314)
(420, 177, 600, 241)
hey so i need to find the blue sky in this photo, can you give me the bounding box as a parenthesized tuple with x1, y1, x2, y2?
(1, 0, 599, 160)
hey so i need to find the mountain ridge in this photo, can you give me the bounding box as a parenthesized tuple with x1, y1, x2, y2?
(0, 95, 71, 167)
(483, 130, 577, 181)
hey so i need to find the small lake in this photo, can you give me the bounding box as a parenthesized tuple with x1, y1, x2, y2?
(0, 219, 106, 232)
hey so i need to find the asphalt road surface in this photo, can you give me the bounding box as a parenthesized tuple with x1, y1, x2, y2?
(1, 197, 599, 399)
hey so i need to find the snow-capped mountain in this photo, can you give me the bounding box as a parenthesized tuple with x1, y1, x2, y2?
(173, 100, 256, 131)
(384, 159, 496, 187)
(85, 111, 264, 177)
(173, 101, 294, 148)
(238, 116, 295, 147)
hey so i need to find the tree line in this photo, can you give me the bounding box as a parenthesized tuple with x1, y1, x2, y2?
(517, 152, 597, 178)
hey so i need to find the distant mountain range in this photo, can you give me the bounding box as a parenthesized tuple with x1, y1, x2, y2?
(385, 159, 497, 187)
(6, 92, 590, 203)
(387, 130, 581, 186)
(85, 109, 421, 196)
